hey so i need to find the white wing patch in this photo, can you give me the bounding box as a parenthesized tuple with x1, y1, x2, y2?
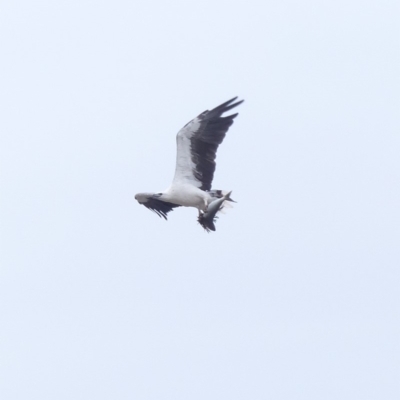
(172, 117, 202, 188)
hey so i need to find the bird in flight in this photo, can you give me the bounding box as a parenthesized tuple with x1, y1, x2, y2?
(135, 97, 244, 232)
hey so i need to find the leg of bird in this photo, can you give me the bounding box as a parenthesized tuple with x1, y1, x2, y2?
(203, 198, 208, 213)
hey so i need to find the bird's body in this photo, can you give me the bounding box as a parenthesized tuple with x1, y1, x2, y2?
(135, 97, 243, 231)
(162, 183, 209, 210)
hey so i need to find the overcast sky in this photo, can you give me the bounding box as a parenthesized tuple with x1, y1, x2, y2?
(1, 1, 399, 399)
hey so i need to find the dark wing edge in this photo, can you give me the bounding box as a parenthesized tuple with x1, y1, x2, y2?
(191, 97, 244, 191)
(198, 213, 217, 232)
(142, 198, 181, 220)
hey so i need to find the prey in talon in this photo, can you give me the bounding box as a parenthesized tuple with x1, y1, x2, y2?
(198, 191, 235, 232)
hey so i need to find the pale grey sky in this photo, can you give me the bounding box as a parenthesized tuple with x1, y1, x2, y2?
(1, 1, 399, 399)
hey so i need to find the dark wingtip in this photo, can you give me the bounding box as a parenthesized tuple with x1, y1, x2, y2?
(149, 208, 168, 220)
(220, 96, 244, 108)
(141, 197, 181, 220)
(207, 97, 244, 117)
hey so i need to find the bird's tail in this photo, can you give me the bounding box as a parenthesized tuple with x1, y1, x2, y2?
(207, 190, 236, 214)
(208, 190, 236, 202)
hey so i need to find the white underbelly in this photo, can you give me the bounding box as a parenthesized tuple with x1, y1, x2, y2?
(165, 185, 209, 210)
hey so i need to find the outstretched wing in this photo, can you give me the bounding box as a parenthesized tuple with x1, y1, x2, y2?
(173, 97, 244, 191)
(135, 193, 181, 220)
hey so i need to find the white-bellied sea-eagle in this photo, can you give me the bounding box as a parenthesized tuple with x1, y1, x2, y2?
(135, 97, 244, 232)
